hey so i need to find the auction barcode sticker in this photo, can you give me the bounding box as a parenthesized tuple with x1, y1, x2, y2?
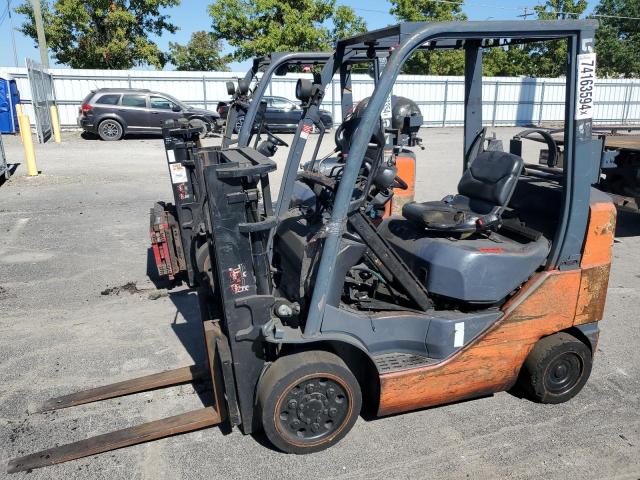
(576, 53, 597, 121)
(169, 162, 188, 184)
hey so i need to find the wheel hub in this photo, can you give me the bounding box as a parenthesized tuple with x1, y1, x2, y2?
(278, 377, 349, 442)
(545, 352, 582, 395)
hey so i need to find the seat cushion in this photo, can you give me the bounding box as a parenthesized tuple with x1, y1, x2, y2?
(458, 151, 524, 206)
(378, 218, 551, 304)
(402, 199, 480, 232)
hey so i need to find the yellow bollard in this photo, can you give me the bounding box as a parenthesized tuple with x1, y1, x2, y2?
(15, 104, 23, 116)
(17, 114, 38, 176)
(50, 105, 62, 144)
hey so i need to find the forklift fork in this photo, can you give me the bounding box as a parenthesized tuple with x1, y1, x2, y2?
(7, 321, 230, 474)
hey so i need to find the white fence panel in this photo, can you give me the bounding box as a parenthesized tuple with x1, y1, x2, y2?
(1, 67, 638, 128)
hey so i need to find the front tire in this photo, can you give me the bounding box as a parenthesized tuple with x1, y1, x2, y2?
(257, 351, 361, 454)
(518, 332, 592, 404)
(98, 119, 123, 141)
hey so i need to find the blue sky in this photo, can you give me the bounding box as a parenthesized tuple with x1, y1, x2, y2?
(0, 0, 595, 70)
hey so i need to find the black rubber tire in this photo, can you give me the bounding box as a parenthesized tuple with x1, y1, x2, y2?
(98, 119, 123, 141)
(518, 332, 592, 404)
(257, 351, 362, 454)
(188, 118, 208, 136)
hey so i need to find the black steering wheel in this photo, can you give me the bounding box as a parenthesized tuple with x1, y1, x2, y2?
(515, 129, 559, 167)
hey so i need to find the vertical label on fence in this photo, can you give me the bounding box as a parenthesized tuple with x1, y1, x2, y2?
(576, 53, 596, 121)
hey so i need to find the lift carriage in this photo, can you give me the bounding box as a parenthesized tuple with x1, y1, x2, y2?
(9, 20, 615, 473)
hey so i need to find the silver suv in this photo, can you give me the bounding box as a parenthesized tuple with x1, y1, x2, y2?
(78, 88, 222, 141)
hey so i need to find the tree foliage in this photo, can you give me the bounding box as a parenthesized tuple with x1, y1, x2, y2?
(527, 0, 588, 77)
(390, 0, 467, 75)
(15, 0, 179, 69)
(169, 31, 229, 71)
(208, 0, 367, 62)
(484, 0, 589, 78)
(594, 0, 640, 77)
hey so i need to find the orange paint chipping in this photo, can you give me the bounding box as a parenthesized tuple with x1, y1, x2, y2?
(580, 201, 616, 268)
(378, 270, 581, 416)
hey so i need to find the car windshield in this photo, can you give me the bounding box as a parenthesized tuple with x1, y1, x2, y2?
(162, 94, 189, 110)
(270, 97, 294, 109)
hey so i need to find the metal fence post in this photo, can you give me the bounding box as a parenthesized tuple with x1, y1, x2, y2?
(127, 74, 132, 88)
(491, 81, 499, 127)
(538, 81, 546, 126)
(442, 80, 449, 127)
(622, 83, 633, 125)
(202, 75, 208, 109)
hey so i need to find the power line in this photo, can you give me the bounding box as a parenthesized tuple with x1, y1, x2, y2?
(346, 0, 640, 22)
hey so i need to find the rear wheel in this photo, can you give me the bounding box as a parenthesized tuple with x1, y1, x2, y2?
(518, 332, 592, 404)
(98, 119, 123, 141)
(257, 351, 361, 454)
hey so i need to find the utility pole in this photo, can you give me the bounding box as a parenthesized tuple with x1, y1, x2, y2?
(30, 0, 49, 68)
(7, 0, 18, 66)
(518, 7, 534, 20)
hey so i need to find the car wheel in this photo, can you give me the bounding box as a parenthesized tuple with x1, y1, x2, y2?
(98, 119, 123, 141)
(517, 332, 592, 404)
(188, 118, 208, 137)
(257, 350, 362, 454)
(234, 116, 245, 134)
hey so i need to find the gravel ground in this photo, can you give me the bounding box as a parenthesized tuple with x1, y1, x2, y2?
(0, 128, 638, 480)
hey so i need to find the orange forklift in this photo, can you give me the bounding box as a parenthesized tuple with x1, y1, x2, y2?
(8, 19, 614, 472)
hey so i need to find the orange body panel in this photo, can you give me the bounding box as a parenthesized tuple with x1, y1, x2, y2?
(575, 201, 616, 325)
(377, 200, 615, 417)
(385, 152, 416, 217)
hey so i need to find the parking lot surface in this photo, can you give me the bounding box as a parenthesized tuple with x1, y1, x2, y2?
(0, 129, 639, 479)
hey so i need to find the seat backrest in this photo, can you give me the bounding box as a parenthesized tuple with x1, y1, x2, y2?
(457, 151, 524, 207)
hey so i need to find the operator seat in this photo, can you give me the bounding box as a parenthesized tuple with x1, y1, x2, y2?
(402, 150, 524, 233)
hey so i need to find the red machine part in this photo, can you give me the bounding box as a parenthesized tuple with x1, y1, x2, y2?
(149, 203, 186, 281)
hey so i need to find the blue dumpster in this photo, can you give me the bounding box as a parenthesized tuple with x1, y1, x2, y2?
(0, 75, 21, 134)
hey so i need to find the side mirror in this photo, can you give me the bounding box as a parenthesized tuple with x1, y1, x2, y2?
(172, 105, 181, 112)
(226, 81, 236, 96)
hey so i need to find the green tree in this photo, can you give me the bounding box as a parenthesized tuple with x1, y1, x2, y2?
(16, 0, 180, 69)
(528, 0, 588, 77)
(208, 0, 367, 62)
(594, 0, 640, 77)
(483, 46, 530, 77)
(169, 31, 229, 71)
(389, 0, 467, 75)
